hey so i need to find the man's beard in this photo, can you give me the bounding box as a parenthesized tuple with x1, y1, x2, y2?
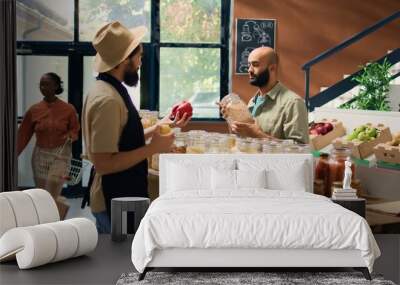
(249, 68, 269, 87)
(124, 69, 139, 87)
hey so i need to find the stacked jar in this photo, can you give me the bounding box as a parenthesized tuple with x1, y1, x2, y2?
(262, 141, 283, 153)
(172, 132, 187, 153)
(186, 131, 206, 154)
(217, 136, 231, 153)
(315, 153, 330, 196)
(226, 134, 237, 150)
(148, 111, 159, 126)
(248, 138, 262, 153)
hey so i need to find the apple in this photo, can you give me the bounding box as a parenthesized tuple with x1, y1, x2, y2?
(365, 127, 377, 138)
(354, 125, 367, 136)
(176, 101, 193, 118)
(324, 123, 333, 132)
(316, 126, 328, 135)
(170, 101, 193, 120)
(171, 103, 180, 118)
(357, 131, 369, 142)
(346, 133, 357, 141)
(309, 129, 319, 135)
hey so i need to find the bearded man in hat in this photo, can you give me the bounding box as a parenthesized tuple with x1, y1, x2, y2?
(82, 22, 191, 233)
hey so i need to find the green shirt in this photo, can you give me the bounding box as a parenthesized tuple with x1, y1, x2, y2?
(248, 82, 309, 144)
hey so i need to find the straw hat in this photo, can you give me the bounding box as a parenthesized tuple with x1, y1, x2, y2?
(92, 21, 147, 73)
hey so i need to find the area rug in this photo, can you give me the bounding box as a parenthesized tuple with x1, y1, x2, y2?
(116, 271, 396, 285)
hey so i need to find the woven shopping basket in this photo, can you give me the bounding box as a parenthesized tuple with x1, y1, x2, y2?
(35, 139, 89, 186)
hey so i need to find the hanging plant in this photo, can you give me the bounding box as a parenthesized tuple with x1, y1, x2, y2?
(341, 58, 392, 111)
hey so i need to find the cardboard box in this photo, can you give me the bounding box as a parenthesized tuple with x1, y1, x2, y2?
(374, 143, 400, 164)
(309, 119, 346, 150)
(332, 124, 392, 159)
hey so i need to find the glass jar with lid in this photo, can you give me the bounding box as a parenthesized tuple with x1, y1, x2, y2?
(221, 93, 253, 125)
(172, 132, 187, 153)
(314, 179, 325, 196)
(315, 153, 330, 197)
(248, 142, 261, 153)
(207, 138, 220, 153)
(284, 145, 302, 153)
(139, 110, 151, 129)
(226, 134, 237, 150)
(281, 139, 295, 146)
(236, 137, 250, 153)
(148, 111, 159, 126)
(186, 134, 206, 154)
(298, 144, 312, 154)
(263, 141, 283, 153)
(217, 137, 231, 153)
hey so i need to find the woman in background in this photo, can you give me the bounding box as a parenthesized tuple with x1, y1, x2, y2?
(17, 72, 80, 219)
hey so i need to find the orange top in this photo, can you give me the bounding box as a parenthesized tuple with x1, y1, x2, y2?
(17, 99, 80, 154)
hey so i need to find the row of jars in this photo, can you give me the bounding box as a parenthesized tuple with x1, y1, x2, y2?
(172, 129, 311, 154)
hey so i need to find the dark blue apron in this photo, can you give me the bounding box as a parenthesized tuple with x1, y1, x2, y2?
(96, 73, 148, 222)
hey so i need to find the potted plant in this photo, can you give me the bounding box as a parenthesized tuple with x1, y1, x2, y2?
(341, 58, 392, 111)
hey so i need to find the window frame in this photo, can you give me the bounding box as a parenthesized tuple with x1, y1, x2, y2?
(16, 0, 231, 192)
(17, 0, 230, 118)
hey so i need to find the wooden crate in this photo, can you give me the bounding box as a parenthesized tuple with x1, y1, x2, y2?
(332, 124, 392, 159)
(374, 143, 400, 164)
(309, 119, 346, 151)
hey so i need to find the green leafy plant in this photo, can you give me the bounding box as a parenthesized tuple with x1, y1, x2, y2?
(340, 58, 392, 111)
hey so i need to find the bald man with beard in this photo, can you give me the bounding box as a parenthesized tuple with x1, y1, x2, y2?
(222, 47, 309, 144)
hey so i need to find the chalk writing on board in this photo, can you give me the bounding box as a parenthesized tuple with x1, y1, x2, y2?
(236, 19, 276, 74)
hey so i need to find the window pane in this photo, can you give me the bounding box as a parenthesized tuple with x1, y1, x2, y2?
(17, 56, 69, 187)
(17, 0, 74, 41)
(160, 0, 221, 43)
(159, 48, 220, 118)
(79, 0, 151, 42)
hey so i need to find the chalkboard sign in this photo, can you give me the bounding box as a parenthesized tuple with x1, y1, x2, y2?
(235, 18, 276, 74)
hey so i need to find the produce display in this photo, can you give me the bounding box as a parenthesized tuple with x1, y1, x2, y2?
(374, 132, 400, 164)
(309, 122, 334, 136)
(308, 119, 346, 151)
(346, 124, 379, 142)
(333, 123, 392, 159)
(170, 101, 193, 120)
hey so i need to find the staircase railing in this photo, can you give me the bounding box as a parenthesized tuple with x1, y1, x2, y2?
(302, 11, 400, 111)
(308, 48, 400, 111)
